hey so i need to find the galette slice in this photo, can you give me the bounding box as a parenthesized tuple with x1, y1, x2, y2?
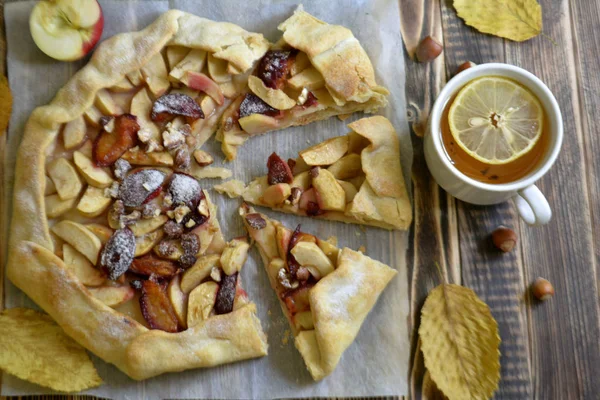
(240, 205, 396, 380)
(216, 116, 412, 230)
(216, 6, 389, 160)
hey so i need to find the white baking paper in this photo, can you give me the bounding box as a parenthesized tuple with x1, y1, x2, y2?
(2, 1, 412, 398)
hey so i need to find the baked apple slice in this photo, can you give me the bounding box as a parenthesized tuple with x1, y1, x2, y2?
(93, 114, 140, 167)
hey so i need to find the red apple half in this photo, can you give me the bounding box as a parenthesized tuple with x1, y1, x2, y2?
(30, 0, 104, 61)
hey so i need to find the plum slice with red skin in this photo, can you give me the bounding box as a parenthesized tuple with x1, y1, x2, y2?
(166, 173, 202, 208)
(151, 93, 204, 123)
(281, 281, 315, 315)
(215, 272, 238, 315)
(100, 228, 136, 280)
(93, 114, 140, 167)
(139, 278, 180, 332)
(129, 254, 179, 278)
(286, 224, 302, 277)
(267, 152, 294, 185)
(256, 50, 296, 90)
(238, 93, 279, 118)
(119, 169, 166, 207)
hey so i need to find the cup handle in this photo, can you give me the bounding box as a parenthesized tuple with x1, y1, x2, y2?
(513, 185, 552, 225)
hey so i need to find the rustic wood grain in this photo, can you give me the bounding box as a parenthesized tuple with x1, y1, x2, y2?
(503, 1, 600, 398)
(401, 1, 460, 399)
(438, 1, 533, 398)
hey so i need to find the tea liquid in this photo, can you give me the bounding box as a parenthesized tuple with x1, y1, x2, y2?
(440, 96, 549, 184)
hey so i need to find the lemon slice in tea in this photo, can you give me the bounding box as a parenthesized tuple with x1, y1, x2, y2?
(448, 76, 544, 165)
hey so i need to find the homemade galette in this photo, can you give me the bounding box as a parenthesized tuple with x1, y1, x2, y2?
(216, 6, 390, 160)
(240, 205, 397, 380)
(216, 116, 412, 230)
(8, 11, 270, 380)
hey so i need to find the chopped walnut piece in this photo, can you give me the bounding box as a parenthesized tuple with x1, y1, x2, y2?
(210, 266, 222, 282)
(137, 129, 153, 144)
(113, 159, 131, 180)
(156, 240, 177, 258)
(145, 139, 164, 153)
(173, 205, 191, 223)
(162, 122, 186, 150)
(104, 181, 120, 199)
(296, 266, 310, 281)
(163, 193, 173, 207)
(119, 210, 141, 228)
(185, 219, 196, 228)
(193, 150, 214, 167)
(179, 254, 196, 269)
(278, 268, 298, 289)
(112, 199, 125, 215)
(179, 124, 192, 136)
(245, 213, 266, 230)
(163, 220, 183, 239)
(175, 147, 191, 170)
(289, 187, 302, 205)
(197, 198, 210, 217)
(142, 203, 160, 219)
(129, 280, 143, 290)
(181, 232, 200, 256)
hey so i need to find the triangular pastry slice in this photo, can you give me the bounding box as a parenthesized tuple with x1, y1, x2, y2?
(216, 6, 389, 160)
(216, 116, 412, 230)
(239, 205, 397, 380)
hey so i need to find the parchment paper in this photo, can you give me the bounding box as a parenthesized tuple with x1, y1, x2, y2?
(2, 1, 412, 398)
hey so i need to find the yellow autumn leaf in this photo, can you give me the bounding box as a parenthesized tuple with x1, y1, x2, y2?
(419, 284, 501, 400)
(454, 0, 542, 42)
(0, 308, 103, 392)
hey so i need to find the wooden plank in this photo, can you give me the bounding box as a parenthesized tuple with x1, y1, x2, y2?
(502, 1, 600, 399)
(569, 0, 600, 302)
(399, 1, 461, 399)
(437, 3, 534, 399)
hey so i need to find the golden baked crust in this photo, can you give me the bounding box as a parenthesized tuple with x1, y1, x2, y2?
(8, 10, 269, 381)
(219, 116, 412, 230)
(278, 5, 387, 105)
(217, 6, 389, 161)
(240, 207, 397, 380)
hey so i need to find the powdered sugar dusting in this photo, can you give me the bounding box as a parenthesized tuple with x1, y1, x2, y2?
(167, 173, 201, 206)
(119, 169, 165, 207)
(100, 228, 136, 280)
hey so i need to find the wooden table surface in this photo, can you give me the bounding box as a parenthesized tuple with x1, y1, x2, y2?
(1, 0, 600, 399)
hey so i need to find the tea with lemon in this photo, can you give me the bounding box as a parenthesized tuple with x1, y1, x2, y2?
(441, 76, 549, 184)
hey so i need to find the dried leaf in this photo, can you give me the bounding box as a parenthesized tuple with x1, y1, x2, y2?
(0, 75, 12, 134)
(419, 284, 500, 400)
(0, 308, 103, 392)
(454, 0, 542, 42)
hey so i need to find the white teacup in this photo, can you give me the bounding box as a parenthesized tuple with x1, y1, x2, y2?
(424, 63, 563, 225)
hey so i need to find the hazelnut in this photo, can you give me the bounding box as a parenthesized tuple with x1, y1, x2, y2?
(456, 61, 477, 75)
(492, 226, 517, 252)
(532, 277, 554, 301)
(416, 36, 443, 63)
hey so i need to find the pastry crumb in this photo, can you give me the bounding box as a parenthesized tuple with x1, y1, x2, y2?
(337, 113, 351, 121)
(281, 329, 291, 345)
(214, 179, 246, 198)
(358, 245, 366, 253)
(354, 230, 361, 237)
